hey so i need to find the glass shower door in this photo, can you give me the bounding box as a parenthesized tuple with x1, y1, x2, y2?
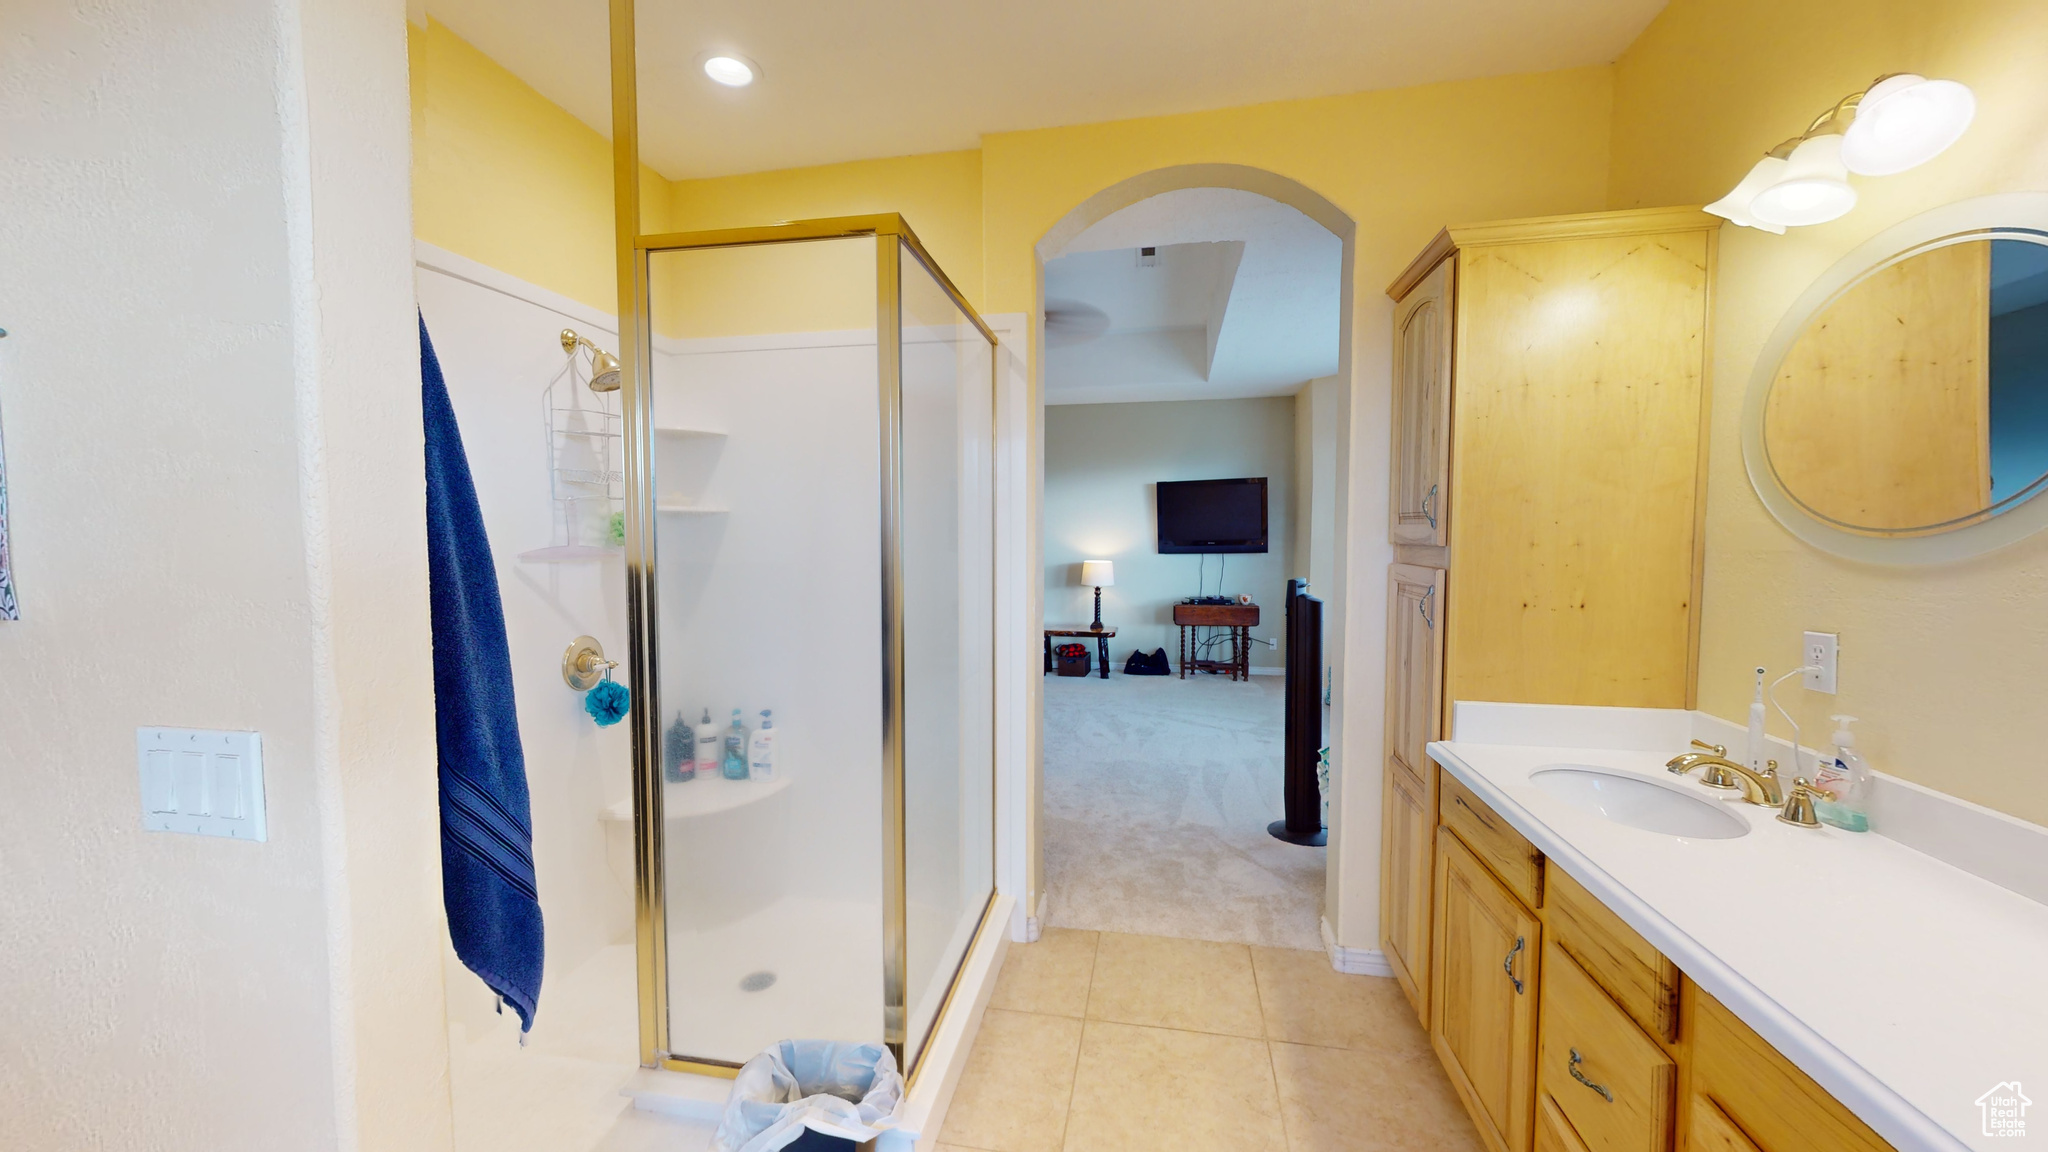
(627, 220, 996, 1076)
(645, 237, 886, 1065)
(897, 240, 996, 1064)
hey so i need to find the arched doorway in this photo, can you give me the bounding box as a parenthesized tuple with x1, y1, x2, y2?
(1026, 165, 1361, 957)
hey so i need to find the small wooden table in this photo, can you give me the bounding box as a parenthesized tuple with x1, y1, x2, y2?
(1044, 626, 1115, 679)
(1173, 603, 1259, 681)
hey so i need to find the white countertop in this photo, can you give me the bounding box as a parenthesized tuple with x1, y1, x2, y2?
(1428, 706, 2048, 1152)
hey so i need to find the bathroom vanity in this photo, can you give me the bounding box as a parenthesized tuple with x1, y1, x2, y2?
(1415, 703, 2048, 1152)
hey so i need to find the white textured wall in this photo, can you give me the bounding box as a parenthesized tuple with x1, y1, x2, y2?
(0, 1, 444, 1149)
(1044, 396, 1297, 670)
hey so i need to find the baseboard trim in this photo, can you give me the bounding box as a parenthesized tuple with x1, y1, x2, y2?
(1321, 916, 1393, 976)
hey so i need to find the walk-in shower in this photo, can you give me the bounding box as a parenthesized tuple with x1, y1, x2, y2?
(617, 216, 996, 1077)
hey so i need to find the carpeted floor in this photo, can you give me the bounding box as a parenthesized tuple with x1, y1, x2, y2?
(1041, 670, 1327, 951)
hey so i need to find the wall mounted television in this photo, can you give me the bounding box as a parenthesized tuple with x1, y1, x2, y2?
(1156, 477, 1268, 554)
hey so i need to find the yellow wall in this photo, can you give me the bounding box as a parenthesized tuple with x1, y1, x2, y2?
(409, 19, 665, 314)
(982, 68, 1615, 315)
(668, 150, 984, 308)
(1610, 0, 2048, 824)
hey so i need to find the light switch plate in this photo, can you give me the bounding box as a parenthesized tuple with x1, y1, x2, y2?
(137, 728, 266, 841)
(1803, 631, 1839, 694)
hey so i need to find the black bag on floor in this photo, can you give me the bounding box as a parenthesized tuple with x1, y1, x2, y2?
(1123, 647, 1171, 676)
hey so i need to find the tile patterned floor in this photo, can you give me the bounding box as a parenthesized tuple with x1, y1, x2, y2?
(938, 929, 1485, 1152)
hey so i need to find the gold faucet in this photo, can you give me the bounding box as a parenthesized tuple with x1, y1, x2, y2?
(1665, 740, 1741, 790)
(1670, 748, 1784, 807)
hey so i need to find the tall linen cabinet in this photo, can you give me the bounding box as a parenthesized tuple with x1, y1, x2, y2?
(1378, 208, 1716, 1027)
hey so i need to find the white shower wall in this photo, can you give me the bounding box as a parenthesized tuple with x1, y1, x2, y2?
(414, 257, 638, 1052)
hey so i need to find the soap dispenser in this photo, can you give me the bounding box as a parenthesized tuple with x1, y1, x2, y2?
(694, 709, 720, 774)
(1811, 715, 1872, 832)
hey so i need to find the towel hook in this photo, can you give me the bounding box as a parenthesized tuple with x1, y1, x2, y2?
(562, 635, 617, 691)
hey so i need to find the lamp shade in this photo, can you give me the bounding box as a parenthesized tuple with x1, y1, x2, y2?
(1704, 155, 1791, 234)
(1081, 560, 1115, 588)
(1841, 75, 1975, 176)
(1751, 134, 1858, 227)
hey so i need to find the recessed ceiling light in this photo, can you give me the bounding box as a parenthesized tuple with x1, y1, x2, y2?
(703, 55, 756, 88)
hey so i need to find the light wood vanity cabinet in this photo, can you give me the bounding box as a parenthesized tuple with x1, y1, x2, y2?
(1381, 207, 1716, 1030)
(1423, 781, 1897, 1152)
(1432, 829, 1542, 1152)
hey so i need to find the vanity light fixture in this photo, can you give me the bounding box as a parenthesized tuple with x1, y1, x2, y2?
(1706, 74, 1975, 232)
(702, 54, 757, 87)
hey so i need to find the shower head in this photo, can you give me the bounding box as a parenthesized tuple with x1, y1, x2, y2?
(560, 328, 623, 392)
(589, 350, 622, 392)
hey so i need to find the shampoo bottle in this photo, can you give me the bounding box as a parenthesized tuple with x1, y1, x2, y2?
(694, 709, 719, 774)
(1811, 715, 1871, 832)
(663, 711, 695, 783)
(748, 709, 776, 781)
(722, 708, 749, 780)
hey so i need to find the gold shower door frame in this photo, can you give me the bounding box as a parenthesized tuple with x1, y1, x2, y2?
(608, 0, 998, 1083)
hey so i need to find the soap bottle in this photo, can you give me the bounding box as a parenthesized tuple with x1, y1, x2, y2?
(722, 708, 749, 780)
(1811, 715, 1871, 832)
(694, 709, 720, 774)
(663, 711, 695, 782)
(748, 709, 776, 781)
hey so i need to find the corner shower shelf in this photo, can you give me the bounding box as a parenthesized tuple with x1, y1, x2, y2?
(518, 544, 622, 563)
(657, 503, 730, 515)
(598, 775, 793, 823)
(656, 426, 727, 439)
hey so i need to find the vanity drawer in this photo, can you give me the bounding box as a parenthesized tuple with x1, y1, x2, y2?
(1687, 985, 1893, 1152)
(1537, 1095, 1594, 1152)
(1686, 1094, 1764, 1152)
(1546, 865, 1681, 1044)
(1539, 940, 1676, 1152)
(1441, 773, 1544, 908)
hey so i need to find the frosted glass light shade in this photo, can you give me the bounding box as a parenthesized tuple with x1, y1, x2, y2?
(1751, 135, 1858, 227)
(1705, 156, 1792, 234)
(1080, 560, 1115, 588)
(1842, 75, 1975, 176)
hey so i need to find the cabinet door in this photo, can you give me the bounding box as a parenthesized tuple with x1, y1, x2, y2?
(1381, 754, 1433, 1020)
(1538, 1095, 1596, 1152)
(1381, 562, 1445, 1020)
(1391, 256, 1454, 545)
(1432, 829, 1541, 1152)
(1385, 562, 1445, 780)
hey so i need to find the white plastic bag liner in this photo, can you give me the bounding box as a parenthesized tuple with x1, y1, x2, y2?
(710, 1040, 905, 1152)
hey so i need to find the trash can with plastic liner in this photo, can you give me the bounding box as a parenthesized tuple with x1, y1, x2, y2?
(711, 1040, 905, 1152)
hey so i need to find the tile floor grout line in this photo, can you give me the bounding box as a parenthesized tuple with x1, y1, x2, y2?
(1052, 932, 1099, 1152)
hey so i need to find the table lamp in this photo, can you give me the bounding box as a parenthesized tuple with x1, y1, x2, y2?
(1081, 560, 1114, 631)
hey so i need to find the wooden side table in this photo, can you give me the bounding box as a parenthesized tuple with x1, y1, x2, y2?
(1044, 626, 1114, 680)
(1172, 603, 1259, 681)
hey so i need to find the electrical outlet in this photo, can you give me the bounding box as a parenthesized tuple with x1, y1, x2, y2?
(1803, 631, 1838, 694)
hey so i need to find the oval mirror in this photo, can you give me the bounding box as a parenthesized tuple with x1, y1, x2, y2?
(1744, 194, 2048, 562)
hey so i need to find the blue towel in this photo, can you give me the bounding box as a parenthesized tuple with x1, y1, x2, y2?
(422, 315, 544, 1032)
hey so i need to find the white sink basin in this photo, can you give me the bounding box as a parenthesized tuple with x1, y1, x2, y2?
(1529, 765, 1750, 840)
